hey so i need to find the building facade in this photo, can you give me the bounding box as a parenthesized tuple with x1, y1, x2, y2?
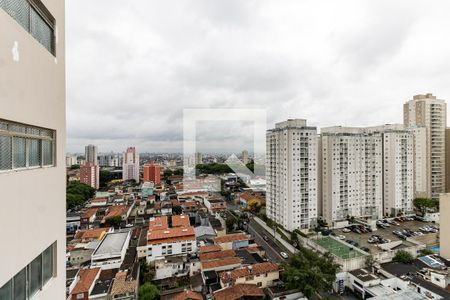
(122, 147, 139, 182)
(266, 119, 319, 231)
(143, 161, 160, 184)
(80, 162, 100, 190)
(321, 127, 383, 224)
(404, 93, 447, 198)
(85, 144, 98, 165)
(0, 0, 65, 298)
(242, 149, 249, 165)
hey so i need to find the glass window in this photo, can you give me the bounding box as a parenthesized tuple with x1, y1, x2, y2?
(28, 139, 41, 167)
(42, 140, 53, 166)
(30, 6, 53, 53)
(42, 244, 54, 284)
(0, 135, 12, 170)
(1, 0, 30, 30)
(13, 268, 26, 300)
(13, 137, 26, 168)
(29, 254, 43, 296)
(0, 279, 12, 300)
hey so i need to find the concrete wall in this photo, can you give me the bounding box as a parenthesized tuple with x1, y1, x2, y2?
(440, 194, 450, 259)
(0, 0, 66, 298)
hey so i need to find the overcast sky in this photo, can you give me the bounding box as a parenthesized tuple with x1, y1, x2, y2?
(67, 0, 450, 154)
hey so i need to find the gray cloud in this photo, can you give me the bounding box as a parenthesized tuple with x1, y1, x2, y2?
(67, 0, 450, 153)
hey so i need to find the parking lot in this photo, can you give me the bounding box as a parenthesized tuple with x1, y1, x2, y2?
(333, 219, 439, 254)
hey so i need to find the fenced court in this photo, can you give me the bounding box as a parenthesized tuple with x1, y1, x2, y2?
(314, 236, 365, 259)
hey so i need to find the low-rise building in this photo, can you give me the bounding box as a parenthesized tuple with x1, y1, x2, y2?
(214, 233, 250, 250)
(147, 226, 197, 263)
(213, 284, 265, 300)
(91, 231, 132, 270)
(204, 197, 227, 213)
(154, 255, 189, 280)
(69, 267, 101, 300)
(219, 262, 280, 288)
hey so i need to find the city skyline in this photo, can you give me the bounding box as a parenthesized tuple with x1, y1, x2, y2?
(66, 0, 450, 153)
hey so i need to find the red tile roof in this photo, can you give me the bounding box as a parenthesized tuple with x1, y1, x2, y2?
(74, 228, 110, 240)
(149, 216, 169, 231)
(202, 257, 241, 270)
(82, 208, 98, 219)
(71, 268, 101, 295)
(213, 284, 264, 300)
(199, 250, 236, 261)
(104, 205, 128, 220)
(172, 290, 203, 300)
(214, 233, 249, 244)
(147, 227, 195, 244)
(220, 262, 280, 283)
(172, 215, 190, 227)
(199, 245, 222, 253)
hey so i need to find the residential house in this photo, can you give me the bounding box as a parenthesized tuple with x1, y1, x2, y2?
(219, 262, 280, 288)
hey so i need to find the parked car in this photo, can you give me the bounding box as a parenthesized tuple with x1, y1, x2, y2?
(343, 228, 351, 233)
(337, 235, 346, 240)
(280, 252, 289, 259)
(360, 247, 370, 252)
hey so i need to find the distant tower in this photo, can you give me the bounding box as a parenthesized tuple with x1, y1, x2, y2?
(85, 144, 98, 165)
(242, 150, 249, 165)
(122, 147, 140, 182)
(80, 163, 99, 189)
(195, 152, 203, 165)
(404, 93, 447, 198)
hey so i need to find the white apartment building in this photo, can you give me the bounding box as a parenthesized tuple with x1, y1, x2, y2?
(404, 93, 447, 198)
(66, 155, 78, 167)
(146, 227, 197, 263)
(321, 127, 383, 225)
(367, 125, 415, 216)
(321, 125, 415, 225)
(266, 119, 319, 231)
(91, 231, 131, 270)
(99, 152, 123, 167)
(0, 0, 65, 298)
(122, 146, 140, 182)
(85, 144, 98, 165)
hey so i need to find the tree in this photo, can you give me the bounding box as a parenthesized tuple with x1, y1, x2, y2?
(172, 205, 183, 215)
(173, 168, 184, 176)
(393, 250, 414, 264)
(365, 256, 376, 270)
(139, 260, 155, 284)
(163, 169, 173, 178)
(66, 181, 95, 209)
(70, 164, 80, 170)
(226, 217, 236, 232)
(247, 198, 262, 214)
(413, 198, 438, 214)
(138, 283, 159, 300)
(282, 247, 340, 298)
(105, 216, 122, 227)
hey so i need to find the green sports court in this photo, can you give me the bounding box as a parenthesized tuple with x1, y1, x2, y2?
(314, 236, 366, 259)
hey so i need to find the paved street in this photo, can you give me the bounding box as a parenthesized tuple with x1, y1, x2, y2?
(247, 218, 285, 263)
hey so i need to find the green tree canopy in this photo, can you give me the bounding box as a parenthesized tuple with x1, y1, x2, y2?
(138, 283, 159, 300)
(282, 247, 340, 298)
(66, 181, 95, 209)
(393, 250, 414, 264)
(172, 205, 183, 215)
(413, 198, 438, 214)
(105, 216, 122, 227)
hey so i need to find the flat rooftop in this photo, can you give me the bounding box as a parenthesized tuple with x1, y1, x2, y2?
(93, 231, 130, 256)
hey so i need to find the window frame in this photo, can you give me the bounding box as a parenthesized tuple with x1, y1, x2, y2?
(0, 119, 56, 173)
(0, 0, 56, 55)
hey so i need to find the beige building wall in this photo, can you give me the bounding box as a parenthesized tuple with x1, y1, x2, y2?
(439, 194, 450, 259)
(404, 94, 447, 198)
(0, 0, 66, 298)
